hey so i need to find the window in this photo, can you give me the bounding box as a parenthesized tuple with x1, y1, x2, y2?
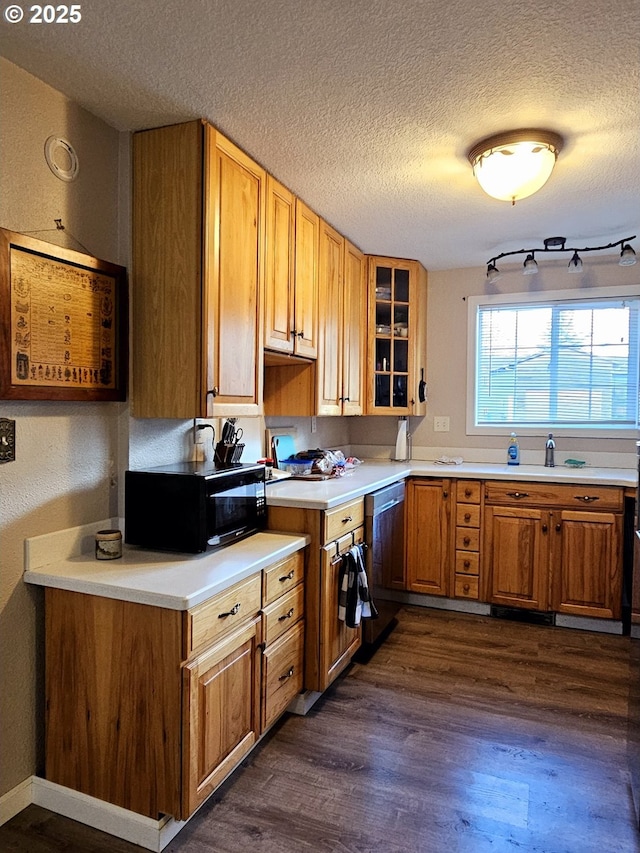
(467, 286, 640, 435)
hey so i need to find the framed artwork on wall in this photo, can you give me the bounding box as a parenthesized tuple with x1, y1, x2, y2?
(0, 228, 127, 401)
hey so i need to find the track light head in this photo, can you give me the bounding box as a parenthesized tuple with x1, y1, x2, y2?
(486, 262, 501, 282)
(523, 253, 538, 275)
(567, 251, 583, 273)
(620, 243, 637, 266)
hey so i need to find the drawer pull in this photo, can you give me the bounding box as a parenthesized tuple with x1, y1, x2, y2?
(463, 536, 471, 546)
(463, 559, 471, 569)
(278, 608, 295, 622)
(279, 569, 295, 582)
(464, 488, 472, 498)
(574, 495, 600, 503)
(463, 583, 470, 593)
(464, 512, 471, 522)
(342, 515, 353, 524)
(506, 491, 529, 499)
(218, 602, 241, 618)
(279, 666, 295, 681)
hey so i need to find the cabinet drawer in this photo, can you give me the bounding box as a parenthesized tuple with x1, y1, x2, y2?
(455, 574, 479, 599)
(262, 620, 304, 730)
(484, 481, 623, 511)
(455, 527, 480, 551)
(262, 583, 304, 647)
(455, 551, 480, 575)
(323, 498, 365, 543)
(456, 504, 481, 528)
(456, 480, 482, 504)
(186, 574, 262, 659)
(262, 551, 304, 606)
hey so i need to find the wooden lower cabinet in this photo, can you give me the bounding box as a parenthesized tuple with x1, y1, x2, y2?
(405, 478, 451, 596)
(483, 506, 549, 611)
(550, 509, 622, 619)
(483, 482, 624, 619)
(44, 552, 306, 822)
(321, 528, 364, 686)
(182, 617, 261, 816)
(268, 499, 364, 693)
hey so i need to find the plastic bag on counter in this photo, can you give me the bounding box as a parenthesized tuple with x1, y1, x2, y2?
(292, 449, 359, 477)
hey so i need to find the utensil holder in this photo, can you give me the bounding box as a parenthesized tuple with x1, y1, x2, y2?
(214, 441, 244, 466)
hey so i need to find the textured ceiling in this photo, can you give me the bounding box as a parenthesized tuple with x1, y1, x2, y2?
(1, 0, 639, 269)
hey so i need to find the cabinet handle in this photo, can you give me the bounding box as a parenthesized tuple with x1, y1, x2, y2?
(574, 495, 600, 503)
(443, 491, 448, 499)
(342, 515, 353, 524)
(344, 396, 350, 402)
(463, 559, 471, 568)
(278, 608, 295, 622)
(207, 387, 219, 398)
(555, 523, 561, 532)
(542, 524, 548, 533)
(507, 491, 529, 499)
(279, 569, 295, 582)
(218, 602, 241, 618)
(464, 489, 472, 498)
(279, 666, 295, 681)
(297, 330, 304, 338)
(464, 512, 471, 522)
(290, 329, 297, 338)
(463, 536, 471, 546)
(463, 583, 470, 593)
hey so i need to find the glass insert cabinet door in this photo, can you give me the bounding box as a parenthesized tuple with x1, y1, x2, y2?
(367, 256, 426, 415)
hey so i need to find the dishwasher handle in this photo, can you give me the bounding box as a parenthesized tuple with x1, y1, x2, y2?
(374, 497, 403, 515)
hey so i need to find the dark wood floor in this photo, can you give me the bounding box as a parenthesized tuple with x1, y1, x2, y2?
(2, 606, 639, 852)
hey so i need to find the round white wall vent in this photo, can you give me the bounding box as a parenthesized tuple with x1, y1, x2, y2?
(44, 136, 79, 182)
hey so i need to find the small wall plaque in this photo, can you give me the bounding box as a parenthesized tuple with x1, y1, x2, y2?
(0, 417, 15, 462)
(0, 228, 127, 401)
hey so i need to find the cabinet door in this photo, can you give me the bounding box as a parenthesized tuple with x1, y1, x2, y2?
(320, 528, 363, 690)
(342, 240, 366, 416)
(205, 130, 264, 416)
(405, 479, 451, 596)
(264, 175, 295, 354)
(484, 506, 549, 611)
(551, 510, 622, 619)
(182, 616, 261, 817)
(316, 220, 344, 415)
(293, 199, 319, 359)
(366, 257, 427, 416)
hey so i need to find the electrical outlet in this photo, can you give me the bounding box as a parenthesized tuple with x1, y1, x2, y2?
(434, 416, 450, 433)
(311, 416, 317, 434)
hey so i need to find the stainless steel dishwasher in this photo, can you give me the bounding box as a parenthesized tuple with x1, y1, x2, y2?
(362, 480, 405, 647)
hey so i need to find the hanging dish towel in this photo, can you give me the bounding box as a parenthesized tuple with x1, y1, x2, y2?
(338, 544, 378, 628)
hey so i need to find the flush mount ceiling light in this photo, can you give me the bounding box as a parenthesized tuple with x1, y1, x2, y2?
(485, 235, 637, 281)
(468, 129, 564, 204)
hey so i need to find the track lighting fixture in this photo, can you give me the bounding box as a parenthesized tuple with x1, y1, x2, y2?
(467, 129, 564, 204)
(484, 235, 636, 282)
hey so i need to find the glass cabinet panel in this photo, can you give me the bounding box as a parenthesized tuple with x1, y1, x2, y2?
(373, 263, 411, 410)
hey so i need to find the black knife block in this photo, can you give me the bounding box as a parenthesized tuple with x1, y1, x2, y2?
(214, 441, 244, 466)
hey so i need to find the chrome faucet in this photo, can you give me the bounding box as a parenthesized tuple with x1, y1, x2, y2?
(544, 433, 555, 467)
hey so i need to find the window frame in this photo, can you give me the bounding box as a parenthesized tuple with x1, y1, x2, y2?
(466, 284, 640, 438)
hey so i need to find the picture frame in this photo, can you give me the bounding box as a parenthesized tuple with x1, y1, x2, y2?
(0, 228, 128, 401)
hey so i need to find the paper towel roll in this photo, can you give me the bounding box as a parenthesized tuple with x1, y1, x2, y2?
(394, 418, 408, 461)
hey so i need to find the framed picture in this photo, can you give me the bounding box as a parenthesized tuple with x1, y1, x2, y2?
(0, 228, 127, 401)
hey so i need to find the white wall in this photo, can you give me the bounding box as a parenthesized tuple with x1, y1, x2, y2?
(0, 59, 124, 796)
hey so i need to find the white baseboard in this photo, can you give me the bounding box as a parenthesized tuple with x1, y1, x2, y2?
(1, 776, 186, 851)
(0, 776, 33, 826)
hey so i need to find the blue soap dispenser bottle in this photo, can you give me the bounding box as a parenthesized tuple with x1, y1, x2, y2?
(507, 432, 520, 465)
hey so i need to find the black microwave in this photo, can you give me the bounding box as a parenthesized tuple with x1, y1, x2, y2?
(125, 461, 266, 553)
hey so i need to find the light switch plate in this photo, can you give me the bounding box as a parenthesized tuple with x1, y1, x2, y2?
(0, 418, 16, 462)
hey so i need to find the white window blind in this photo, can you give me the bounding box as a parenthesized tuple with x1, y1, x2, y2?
(474, 292, 640, 430)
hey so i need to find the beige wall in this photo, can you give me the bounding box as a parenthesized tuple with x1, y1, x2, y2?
(350, 259, 639, 467)
(0, 59, 124, 796)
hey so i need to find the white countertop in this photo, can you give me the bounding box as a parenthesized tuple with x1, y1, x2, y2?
(265, 460, 637, 509)
(24, 531, 309, 611)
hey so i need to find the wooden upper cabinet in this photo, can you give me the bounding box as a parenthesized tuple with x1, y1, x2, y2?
(264, 175, 296, 354)
(316, 220, 344, 416)
(342, 240, 366, 416)
(132, 120, 264, 418)
(366, 256, 427, 416)
(293, 199, 320, 359)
